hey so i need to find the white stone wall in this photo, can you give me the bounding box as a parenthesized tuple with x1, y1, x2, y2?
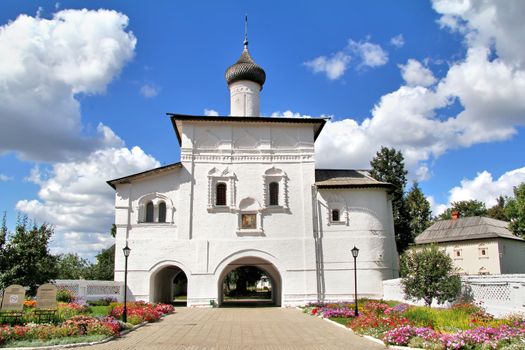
(112, 119, 398, 307)
(315, 188, 399, 300)
(383, 275, 525, 317)
(229, 80, 261, 116)
(54, 280, 124, 302)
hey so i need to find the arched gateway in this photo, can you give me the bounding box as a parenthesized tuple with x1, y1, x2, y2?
(109, 33, 399, 307)
(217, 256, 282, 306)
(149, 262, 188, 304)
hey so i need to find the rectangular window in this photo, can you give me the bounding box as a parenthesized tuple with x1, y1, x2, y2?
(241, 214, 256, 229)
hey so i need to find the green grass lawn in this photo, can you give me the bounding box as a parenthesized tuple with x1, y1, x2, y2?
(330, 317, 349, 326)
(88, 305, 110, 317)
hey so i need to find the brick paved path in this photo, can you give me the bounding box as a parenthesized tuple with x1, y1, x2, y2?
(71, 307, 386, 350)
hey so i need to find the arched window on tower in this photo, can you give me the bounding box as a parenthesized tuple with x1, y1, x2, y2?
(158, 202, 166, 223)
(331, 209, 340, 222)
(269, 182, 279, 206)
(216, 183, 227, 206)
(145, 201, 154, 222)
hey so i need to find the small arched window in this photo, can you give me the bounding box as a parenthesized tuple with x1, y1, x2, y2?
(331, 209, 340, 222)
(145, 201, 154, 222)
(158, 202, 166, 223)
(269, 182, 279, 206)
(216, 183, 227, 206)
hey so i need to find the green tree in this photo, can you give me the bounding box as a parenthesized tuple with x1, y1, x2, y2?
(86, 245, 115, 280)
(226, 266, 264, 295)
(56, 253, 91, 280)
(505, 183, 525, 237)
(0, 212, 7, 280)
(487, 196, 508, 221)
(400, 245, 461, 306)
(0, 216, 58, 295)
(370, 146, 412, 252)
(438, 200, 487, 220)
(406, 182, 432, 237)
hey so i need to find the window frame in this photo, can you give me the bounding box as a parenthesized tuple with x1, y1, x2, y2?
(158, 201, 167, 223)
(269, 182, 279, 206)
(145, 201, 154, 223)
(215, 182, 227, 206)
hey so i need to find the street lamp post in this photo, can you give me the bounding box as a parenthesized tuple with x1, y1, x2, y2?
(122, 243, 131, 323)
(351, 246, 359, 317)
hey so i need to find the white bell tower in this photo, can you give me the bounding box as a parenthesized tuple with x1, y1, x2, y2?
(225, 17, 266, 117)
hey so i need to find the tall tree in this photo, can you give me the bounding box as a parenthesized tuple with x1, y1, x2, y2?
(370, 146, 411, 252)
(438, 200, 487, 220)
(0, 216, 58, 294)
(406, 182, 432, 237)
(487, 196, 508, 221)
(86, 245, 115, 280)
(56, 253, 91, 280)
(505, 183, 525, 237)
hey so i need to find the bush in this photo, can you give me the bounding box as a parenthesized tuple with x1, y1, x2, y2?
(56, 288, 76, 303)
(401, 245, 461, 306)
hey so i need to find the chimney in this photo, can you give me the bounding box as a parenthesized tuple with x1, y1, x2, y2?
(451, 211, 460, 220)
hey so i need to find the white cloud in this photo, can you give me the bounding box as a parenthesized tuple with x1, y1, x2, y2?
(427, 195, 448, 216)
(270, 110, 317, 119)
(429, 167, 525, 216)
(204, 108, 219, 116)
(304, 52, 351, 80)
(400, 59, 437, 87)
(390, 34, 405, 48)
(348, 39, 389, 68)
(16, 140, 159, 259)
(310, 1, 525, 180)
(0, 174, 13, 181)
(304, 37, 388, 79)
(140, 84, 160, 98)
(448, 168, 525, 207)
(0, 9, 136, 161)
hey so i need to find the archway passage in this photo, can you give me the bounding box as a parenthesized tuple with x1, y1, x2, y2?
(150, 265, 187, 306)
(218, 256, 281, 307)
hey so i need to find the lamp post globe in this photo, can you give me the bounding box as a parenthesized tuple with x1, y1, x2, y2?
(351, 246, 359, 317)
(123, 243, 131, 323)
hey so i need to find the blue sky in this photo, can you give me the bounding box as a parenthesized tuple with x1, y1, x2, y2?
(0, 0, 524, 259)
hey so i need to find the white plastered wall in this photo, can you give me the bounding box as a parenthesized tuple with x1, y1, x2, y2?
(113, 119, 398, 306)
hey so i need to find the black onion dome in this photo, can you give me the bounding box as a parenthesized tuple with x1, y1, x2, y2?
(225, 46, 266, 87)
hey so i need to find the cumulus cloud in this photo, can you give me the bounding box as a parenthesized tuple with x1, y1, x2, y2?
(428, 167, 525, 216)
(348, 39, 389, 68)
(304, 52, 351, 80)
(204, 108, 219, 116)
(400, 59, 437, 87)
(310, 1, 525, 180)
(0, 174, 13, 181)
(16, 140, 159, 258)
(448, 168, 525, 207)
(140, 84, 160, 98)
(390, 34, 405, 48)
(0, 9, 136, 161)
(304, 37, 388, 79)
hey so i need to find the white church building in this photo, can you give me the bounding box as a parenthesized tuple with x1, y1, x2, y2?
(108, 38, 399, 307)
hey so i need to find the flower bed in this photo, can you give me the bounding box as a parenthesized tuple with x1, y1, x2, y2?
(303, 300, 525, 349)
(0, 315, 120, 346)
(0, 301, 175, 347)
(109, 301, 174, 325)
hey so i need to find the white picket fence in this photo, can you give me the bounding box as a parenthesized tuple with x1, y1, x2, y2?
(383, 274, 525, 317)
(54, 280, 124, 303)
